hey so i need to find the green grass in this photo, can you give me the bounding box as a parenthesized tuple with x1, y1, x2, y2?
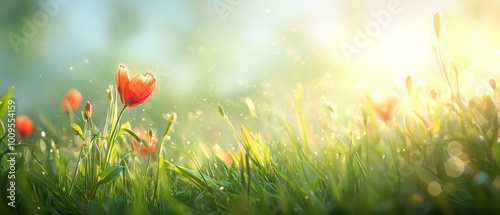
(1, 13, 500, 214)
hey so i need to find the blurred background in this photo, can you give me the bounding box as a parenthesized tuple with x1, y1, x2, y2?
(1, 0, 500, 145)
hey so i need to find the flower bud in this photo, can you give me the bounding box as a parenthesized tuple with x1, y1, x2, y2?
(489, 78, 497, 91)
(84, 101, 92, 119)
(405, 75, 412, 95)
(107, 86, 113, 103)
(429, 89, 438, 101)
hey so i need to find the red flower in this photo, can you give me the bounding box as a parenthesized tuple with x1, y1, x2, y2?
(61, 89, 82, 112)
(131, 128, 157, 155)
(369, 93, 397, 122)
(16, 115, 33, 138)
(116, 64, 157, 108)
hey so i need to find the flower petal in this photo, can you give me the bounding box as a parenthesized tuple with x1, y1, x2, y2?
(116, 64, 130, 106)
(130, 128, 157, 155)
(125, 72, 157, 107)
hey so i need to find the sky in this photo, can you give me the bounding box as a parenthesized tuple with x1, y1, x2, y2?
(1, 0, 500, 128)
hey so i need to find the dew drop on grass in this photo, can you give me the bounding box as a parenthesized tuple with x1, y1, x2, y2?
(473, 172, 490, 186)
(427, 181, 442, 196)
(479, 135, 485, 141)
(492, 176, 500, 189)
(220, 186, 224, 191)
(443, 182, 456, 195)
(41, 131, 46, 137)
(411, 193, 423, 205)
(40, 140, 46, 152)
(447, 141, 463, 156)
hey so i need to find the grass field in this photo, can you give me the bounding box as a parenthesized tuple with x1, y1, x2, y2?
(2, 13, 500, 215)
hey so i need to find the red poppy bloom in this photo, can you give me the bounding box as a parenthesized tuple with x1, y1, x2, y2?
(15, 115, 33, 138)
(61, 89, 82, 112)
(369, 93, 397, 122)
(131, 128, 157, 155)
(116, 64, 157, 108)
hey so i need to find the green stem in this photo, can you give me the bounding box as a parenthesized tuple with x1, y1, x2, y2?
(87, 118, 96, 192)
(144, 152, 152, 179)
(69, 145, 84, 195)
(70, 117, 91, 195)
(88, 118, 93, 191)
(365, 124, 370, 172)
(82, 119, 89, 192)
(105, 106, 128, 166)
(435, 43, 453, 93)
(362, 110, 369, 172)
(246, 152, 250, 206)
(154, 114, 176, 202)
(153, 143, 163, 202)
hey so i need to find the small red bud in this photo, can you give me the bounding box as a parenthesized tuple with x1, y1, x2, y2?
(84, 101, 92, 119)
